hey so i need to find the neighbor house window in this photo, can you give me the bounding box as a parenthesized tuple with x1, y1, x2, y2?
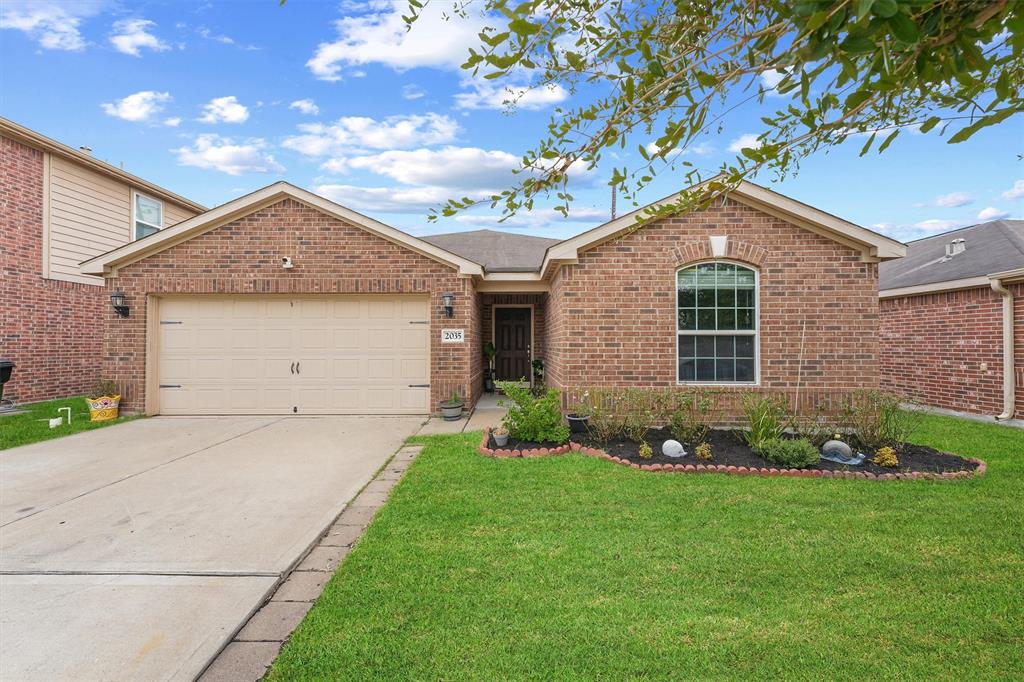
(134, 192, 163, 240)
(677, 262, 758, 383)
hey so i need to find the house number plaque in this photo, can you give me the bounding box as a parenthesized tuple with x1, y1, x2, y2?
(441, 329, 465, 343)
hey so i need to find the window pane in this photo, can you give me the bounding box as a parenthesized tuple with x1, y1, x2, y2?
(135, 222, 159, 239)
(716, 336, 735, 357)
(679, 309, 696, 330)
(736, 358, 755, 381)
(696, 359, 715, 381)
(736, 288, 754, 308)
(717, 309, 736, 330)
(697, 309, 716, 330)
(678, 335, 695, 357)
(715, 359, 735, 381)
(717, 288, 735, 307)
(696, 336, 715, 357)
(736, 268, 755, 286)
(135, 194, 162, 226)
(736, 335, 755, 358)
(679, 287, 696, 307)
(737, 308, 755, 330)
(679, 358, 696, 381)
(697, 288, 715, 307)
(678, 268, 697, 288)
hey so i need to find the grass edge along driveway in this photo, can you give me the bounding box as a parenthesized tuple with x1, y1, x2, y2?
(0, 397, 138, 450)
(270, 413, 1023, 679)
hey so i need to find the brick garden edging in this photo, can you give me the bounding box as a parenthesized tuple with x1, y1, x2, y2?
(478, 428, 987, 481)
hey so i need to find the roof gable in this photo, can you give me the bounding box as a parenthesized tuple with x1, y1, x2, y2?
(80, 182, 484, 277)
(420, 229, 560, 272)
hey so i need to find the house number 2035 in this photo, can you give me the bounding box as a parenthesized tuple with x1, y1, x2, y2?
(441, 329, 465, 343)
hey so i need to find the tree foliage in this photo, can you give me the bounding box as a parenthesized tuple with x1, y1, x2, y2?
(406, 0, 1022, 223)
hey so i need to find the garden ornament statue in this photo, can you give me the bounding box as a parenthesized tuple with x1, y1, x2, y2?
(820, 439, 866, 466)
(662, 440, 686, 458)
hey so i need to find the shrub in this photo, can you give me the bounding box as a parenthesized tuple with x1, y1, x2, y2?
(740, 393, 792, 451)
(638, 442, 653, 459)
(575, 388, 625, 446)
(871, 446, 899, 468)
(620, 388, 659, 443)
(758, 438, 820, 468)
(91, 379, 119, 398)
(849, 391, 923, 450)
(794, 400, 854, 447)
(669, 389, 719, 445)
(695, 442, 713, 461)
(496, 381, 569, 444)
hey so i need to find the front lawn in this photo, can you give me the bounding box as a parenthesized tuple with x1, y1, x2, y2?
(0, 396, 137, 450)
(270, 414, 1023, 680)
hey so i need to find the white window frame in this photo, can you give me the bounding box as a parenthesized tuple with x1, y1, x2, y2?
(132, 190, 163, 241)
(676, 259, 760, 386)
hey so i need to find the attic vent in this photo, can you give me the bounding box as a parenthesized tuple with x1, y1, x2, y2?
(944, 238, 966, 258)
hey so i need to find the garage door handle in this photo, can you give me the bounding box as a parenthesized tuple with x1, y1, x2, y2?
(290, 362, 295, 374)
(408, 384, 430, 388)
(296, 362, 300, 374)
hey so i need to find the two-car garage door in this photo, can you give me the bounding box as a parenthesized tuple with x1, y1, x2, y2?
(156, 296, 430, 415)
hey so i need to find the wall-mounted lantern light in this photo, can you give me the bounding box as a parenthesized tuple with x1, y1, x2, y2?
(440, 292, 455, 318)
(110, 291, 130, 318)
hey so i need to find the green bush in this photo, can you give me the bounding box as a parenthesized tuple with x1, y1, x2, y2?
(758, 438, 820, 468)
(497, 381, 569, 444)
(740, 393, 792, 451)
(669, 389, 719, 444)
(848, 391, 923, 450)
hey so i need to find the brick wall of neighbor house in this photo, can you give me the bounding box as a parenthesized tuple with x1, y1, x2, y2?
(481, 293, 547, 379)
(545, 196, 880, 421)
(101, 198, 480, 413)
(880, 284, 1024, 420)
(0, 135, 107, 404)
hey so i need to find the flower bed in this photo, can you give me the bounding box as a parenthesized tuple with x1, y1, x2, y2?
(478, 427, 986, 480)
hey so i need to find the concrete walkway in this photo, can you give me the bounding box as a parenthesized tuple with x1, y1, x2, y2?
(0, 416, 421, 682)
(416, 393, 506, 435)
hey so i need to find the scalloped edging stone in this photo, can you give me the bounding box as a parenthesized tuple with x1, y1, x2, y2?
(476, 429, 986, 481)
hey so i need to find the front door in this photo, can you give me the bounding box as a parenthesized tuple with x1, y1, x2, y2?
(494, 307, 531, 384)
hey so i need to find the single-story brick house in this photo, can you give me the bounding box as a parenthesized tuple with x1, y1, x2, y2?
(80, 181, 905, 418)
(880, 220, 1023, 420)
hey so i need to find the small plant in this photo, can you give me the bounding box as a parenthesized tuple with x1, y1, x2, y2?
(496, 380, 569, 444)
(849, 391, 923, 451)
(740, 393, 792, 452)
(638, 442, 653, 459)
(871, 445, 899, 468)
(619, 388, 664, 443)
(669, 389, 719, 445)
(794, 400, 854, 447)
(450, 390, 462, 404)
(694, 442, 713, 461)
(493, 426, 508, 436)
(91, 379, 119, 398)
(758, 438, 820, 468)
(579, 388, 626, 446)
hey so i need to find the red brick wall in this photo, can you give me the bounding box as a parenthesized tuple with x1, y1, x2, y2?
(880, 284, 1023, 419)
(0, 135, 106, 404)
(545, 196, 880, 420)
(102, 198, 480, 413)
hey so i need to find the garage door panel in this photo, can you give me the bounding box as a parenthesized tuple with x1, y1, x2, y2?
(157, 296, 429, 415)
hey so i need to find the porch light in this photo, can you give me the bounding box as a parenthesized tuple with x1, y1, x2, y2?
(440, 292, 455, 318)
(110, 291, 129, 318)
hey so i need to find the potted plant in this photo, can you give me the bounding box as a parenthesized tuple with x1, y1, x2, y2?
(482, 341, 496, 393)
(87, 379, 121, 422)
(567, 393, 591, 434)
(439, 390, 464, 421)
(493, 426, 509, 447)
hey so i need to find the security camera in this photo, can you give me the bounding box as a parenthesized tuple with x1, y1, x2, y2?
(281, 257, 294, 269)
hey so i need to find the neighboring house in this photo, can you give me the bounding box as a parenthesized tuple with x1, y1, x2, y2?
(79, 180, 904, 419)
(0, 118, 203, 404)
(880, 220, 1024, 420)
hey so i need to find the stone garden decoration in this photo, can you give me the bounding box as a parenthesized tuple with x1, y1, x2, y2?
(820, 439, 866, 466)
(662, 440, 686, 458)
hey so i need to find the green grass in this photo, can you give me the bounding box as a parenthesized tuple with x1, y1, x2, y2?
(0, 396, 138, 450)
(270, 414, 1024, 680)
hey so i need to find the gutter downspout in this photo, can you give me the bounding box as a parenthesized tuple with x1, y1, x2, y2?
(990, 276, 1015, 420)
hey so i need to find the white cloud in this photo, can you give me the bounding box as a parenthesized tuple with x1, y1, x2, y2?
(645, 141, 714, 158)
(283, 113, 458, 155)
(109, 18, 168, 56)
(315, 183, 491, 214)
(0, 0, 104, 51)
(175, 134, 284, 175)
(914, 218, 962, 232)
(934, 191, 973, 208)
(454, 79, 568, 111)
(454, 206, 607, 230)
(342, 147, 518, 189)
(1001, 179, 1024, 201)
(163, 117, 181, 127)
(101, 90, 171, 122)
(289, 99, 320, 115)
(199, 96, 249, 124)
(402, 84, 426, 100)
(728, 134, 762, 152)
(306, 1, 486, 80)
(977, 206, 1010, 221)
(759, 68, 791, 94)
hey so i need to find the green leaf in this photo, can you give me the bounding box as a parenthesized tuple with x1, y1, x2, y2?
(871, 0, 897, 18)
(888, 13, 920, 43)
(841, 36, 876, 53)
(647, 60, 666, 78)
(508, 18, 542, 37)
(856, 0, 876, 21)
(948, 108, 1017, 143)
(845, 89, 873, 110)
(805, 10, 830, 32)
(859, 132, 876, 156)
(877, 128, 899, 153)
(918, 116, 941, 133)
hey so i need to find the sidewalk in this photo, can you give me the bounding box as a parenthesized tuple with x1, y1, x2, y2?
(416, 393, 506, 435)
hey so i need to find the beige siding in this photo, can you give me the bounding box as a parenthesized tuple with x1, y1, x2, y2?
(45, 155, 198, 284)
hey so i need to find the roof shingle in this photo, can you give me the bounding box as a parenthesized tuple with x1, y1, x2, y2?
(419, 229, 561, 272)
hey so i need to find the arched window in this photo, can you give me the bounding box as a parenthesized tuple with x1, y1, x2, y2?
(677, 262, 758, 384)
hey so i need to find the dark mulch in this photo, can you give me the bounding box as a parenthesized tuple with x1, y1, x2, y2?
(574, 427, 978, 475)
(487, 433, 568, 451)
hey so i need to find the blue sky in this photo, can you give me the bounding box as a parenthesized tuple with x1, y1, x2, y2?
(2, 0, 1021, 242)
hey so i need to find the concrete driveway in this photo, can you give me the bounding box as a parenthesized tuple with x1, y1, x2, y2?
(0, 415, 422, 681)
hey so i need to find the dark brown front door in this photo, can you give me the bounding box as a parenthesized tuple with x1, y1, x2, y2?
(494, 307, 531, 383)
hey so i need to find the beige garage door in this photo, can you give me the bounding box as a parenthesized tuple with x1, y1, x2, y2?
(156, 296, 430, 415)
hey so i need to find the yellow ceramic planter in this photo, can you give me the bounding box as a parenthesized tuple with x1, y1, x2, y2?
(87, 395, 121, 422)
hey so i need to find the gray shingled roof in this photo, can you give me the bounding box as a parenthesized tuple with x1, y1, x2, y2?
(420, 229, 562, 272)
(879, 220, 1024, 290)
